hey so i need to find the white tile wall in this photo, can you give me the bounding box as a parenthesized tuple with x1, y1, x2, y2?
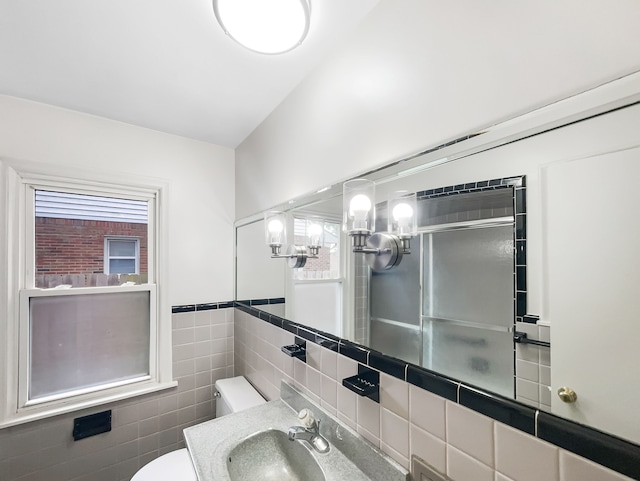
(0, 307, 234, 481)
(234, 309, 635, 481)
(515, 321, 552, 411)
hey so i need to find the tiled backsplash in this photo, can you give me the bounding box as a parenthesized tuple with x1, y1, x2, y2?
(234, 306, 638, 481)
(2, 300, 636, 481)
(0, 305, 234, 481)
(515, 321, 551, 410)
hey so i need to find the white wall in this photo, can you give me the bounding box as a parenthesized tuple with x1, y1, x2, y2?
(0, 95, 235, 305)
(236, 0, 640, 219)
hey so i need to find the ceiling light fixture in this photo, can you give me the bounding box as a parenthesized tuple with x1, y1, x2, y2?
(213, 0, 311, 55)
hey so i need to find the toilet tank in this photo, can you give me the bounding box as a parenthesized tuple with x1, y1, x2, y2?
(215, 376, 265, 417)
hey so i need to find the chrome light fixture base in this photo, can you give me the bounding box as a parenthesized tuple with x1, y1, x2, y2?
(270, 244, 318, 268)
(353, 232, 412, 272)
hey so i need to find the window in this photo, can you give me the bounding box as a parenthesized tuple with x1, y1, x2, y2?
(292, 217, 341, 280)
(105, 237, 140, 274)
(290, 216, 344, 334)
(25, 289, 152, 404)
(0, 162, 174, 427)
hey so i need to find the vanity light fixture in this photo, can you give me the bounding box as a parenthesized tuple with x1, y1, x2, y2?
(213, 0, 311, 55)
(265, 211, 321, 268)
(342, 179, 417, 271)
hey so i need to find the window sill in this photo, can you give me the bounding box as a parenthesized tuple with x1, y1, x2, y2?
(0, 380, 178, 430)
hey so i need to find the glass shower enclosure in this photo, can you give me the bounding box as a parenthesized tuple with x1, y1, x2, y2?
(370, 188, 516, 398)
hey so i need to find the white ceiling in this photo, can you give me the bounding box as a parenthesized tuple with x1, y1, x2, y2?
(0, 0, 380, 148)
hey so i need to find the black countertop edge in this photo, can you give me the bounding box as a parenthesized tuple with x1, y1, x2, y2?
(238, 306, 640, 479)
(459, 384, 535, 435)
(537, 411, 640, 480)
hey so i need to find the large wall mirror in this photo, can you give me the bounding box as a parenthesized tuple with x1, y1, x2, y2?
(235, 77, 640, 446)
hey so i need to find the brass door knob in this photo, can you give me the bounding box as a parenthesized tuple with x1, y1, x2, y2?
(557, 386, 578, 403)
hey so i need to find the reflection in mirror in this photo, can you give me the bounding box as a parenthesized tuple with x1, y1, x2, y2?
(367, 180, 521, 399)
(289, 202, 344, 336)
(236, 219, 286, 302)
(235, 92, 640, 445)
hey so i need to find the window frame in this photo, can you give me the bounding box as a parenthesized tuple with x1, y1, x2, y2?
(0, 161, 175, 428)
(104, 236, 141, 274)
(291, 215, 343, 280)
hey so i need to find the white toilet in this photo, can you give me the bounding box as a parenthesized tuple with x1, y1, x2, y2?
(131, 376, 266, 481)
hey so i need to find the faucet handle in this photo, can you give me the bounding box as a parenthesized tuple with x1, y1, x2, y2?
(297, 408, 316, 429)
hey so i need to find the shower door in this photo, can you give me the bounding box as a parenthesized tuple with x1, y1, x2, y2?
(422, 224, 514, 397)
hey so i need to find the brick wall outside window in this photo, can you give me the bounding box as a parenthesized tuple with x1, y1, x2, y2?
(35, 217, 148, 275)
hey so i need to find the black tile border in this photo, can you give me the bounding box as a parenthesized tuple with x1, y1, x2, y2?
(235, 302, 640, 478)
(406, 365, 458, 402)
(538, 412, 640, 480)
(338, 341, 369, 364)
(172, 300, 237, 314)
(196, 303, 218, 311)
(416, 175, 523, 200)
(369, 350, 406, 380)
(459, 385, 535, 435)
(171, 305, 196, 313)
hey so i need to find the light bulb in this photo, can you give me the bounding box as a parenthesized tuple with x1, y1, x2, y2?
(267, 218, 284, 245)
(307, 223, 323, 246)
(392, 202, 413, 222)
(349, 194, 372, 231)
(392, 202, 414, 236)
(268, 219, 283, 234)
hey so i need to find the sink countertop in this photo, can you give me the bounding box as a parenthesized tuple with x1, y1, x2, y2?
(184, 381, 409, 481)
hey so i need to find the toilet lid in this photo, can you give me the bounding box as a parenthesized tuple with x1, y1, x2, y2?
(131, 448, 198, 481)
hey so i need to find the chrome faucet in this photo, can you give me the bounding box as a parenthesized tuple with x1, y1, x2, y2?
(288, 408, 330, 453)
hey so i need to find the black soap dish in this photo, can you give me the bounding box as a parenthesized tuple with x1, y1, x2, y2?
(342, 364, 380, 403)
(281, 337, 307, 362)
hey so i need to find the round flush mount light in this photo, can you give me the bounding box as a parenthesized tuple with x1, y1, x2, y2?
(213, 0, 311, 55)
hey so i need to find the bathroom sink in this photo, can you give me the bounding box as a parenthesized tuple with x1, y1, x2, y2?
(184, 381, 408, 481)
(226, 429, 325, 481)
